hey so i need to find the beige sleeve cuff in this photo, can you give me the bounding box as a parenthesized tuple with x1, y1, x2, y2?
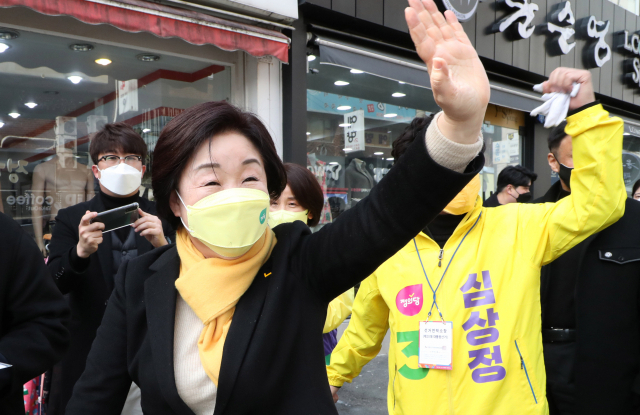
(425, 112, 484, 173)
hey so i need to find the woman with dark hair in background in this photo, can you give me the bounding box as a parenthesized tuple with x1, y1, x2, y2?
(65, 2, 488, 413)
(632, 179, 640, 201)
(269, 163, 354, 365)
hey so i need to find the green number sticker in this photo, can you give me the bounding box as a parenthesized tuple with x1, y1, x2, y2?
(397, 330, 429, 380)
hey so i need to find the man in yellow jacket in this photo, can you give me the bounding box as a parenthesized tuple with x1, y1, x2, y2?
(326, 8, 626, 412)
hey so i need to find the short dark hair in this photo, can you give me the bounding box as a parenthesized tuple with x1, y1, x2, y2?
(89, 122, 147, 164)
(633, 179, 640, 196)
(391, 115, 434, 161)
(548, 121, 569, 153)
(497, 165, 537, 193)
(152, 101, 287, 229)
(283, 163, 324, 227)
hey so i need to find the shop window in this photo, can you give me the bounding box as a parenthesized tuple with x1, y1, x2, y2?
(609, 0, 639, 15)
(481, 104, 527, 201)
(306, 60, 527, 228)
(0, 28, 231, 246)
(623, 132, 640, 195)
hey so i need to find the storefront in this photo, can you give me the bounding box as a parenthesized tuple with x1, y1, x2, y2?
(284, 0, 640, 224)
(0, 0, 290, 247)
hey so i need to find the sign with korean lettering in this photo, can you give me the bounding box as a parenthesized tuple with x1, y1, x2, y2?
(343, 110, 365, 152)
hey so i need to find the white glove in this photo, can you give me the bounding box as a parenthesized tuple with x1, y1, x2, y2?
(530, 83, 581, 128)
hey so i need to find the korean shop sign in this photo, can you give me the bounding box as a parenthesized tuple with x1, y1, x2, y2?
(491, 0, 638, 89)
(343, 110, 365, 152)
(438, 0, 481, 22)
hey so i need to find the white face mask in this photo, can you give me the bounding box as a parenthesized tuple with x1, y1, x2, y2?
(98, 163, 142, 196)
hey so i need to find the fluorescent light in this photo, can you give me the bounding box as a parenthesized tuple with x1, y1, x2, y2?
(24, 102, 37, 109)
(384, 113, 398, 118)
(0, 122, 4, 128)
(624, 133, 631, 136)
(334, 81, 349, 86)
(67, 76, 83, 84)
(337, 106, 351, 111)
(386, 157, 394, 161)
(95, 58, 112, 66)
(307, 54, 316, 62)
(0, 44, 10, 53)
(350, 69, 363, 74)
(8, 113, 20, 118)
(343, 148, 352, 152)
(339, 123, 350, 127)
(329, 162, 339, 165)
(399, 81, 405, 84)
(142, 128, 151, 133)
(387, 130, 392, 133)
(374, 152, 384, 155)
(306, 132, 311, 135)
(392, 92, 406, 97)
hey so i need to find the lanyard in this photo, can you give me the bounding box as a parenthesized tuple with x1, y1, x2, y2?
(413, 212, 482, 323)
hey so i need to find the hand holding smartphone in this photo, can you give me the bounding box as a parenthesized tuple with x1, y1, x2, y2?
(90, 202, 140, 233)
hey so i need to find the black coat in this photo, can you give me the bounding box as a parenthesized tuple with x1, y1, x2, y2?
(0, 212, 70, 414)
(65, 134, 483, 414)
(46, 194, 173, 414)
(538, 182, 640, 414)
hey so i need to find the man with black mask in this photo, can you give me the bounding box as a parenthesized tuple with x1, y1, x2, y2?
(536, 120, 640, 415)
(483, 165, 537, 207)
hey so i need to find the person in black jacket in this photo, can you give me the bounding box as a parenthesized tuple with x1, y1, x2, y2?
(0, 212, 70, 414)
(47, 123, 173, 415)
(65, 2, 487, 413)
(483, 165, 537, 207)
(536, 121, 640, 414)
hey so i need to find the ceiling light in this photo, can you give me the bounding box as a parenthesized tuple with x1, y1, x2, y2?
(0, 43, 10, 53)
(8, 113, 20, 119)
(343, 148, 352, 152)
(392, 92, 406, 97)
(24, 102, 37, 109)
(0, 30, 18, 40)
(69, 43, 94, 52)
(623, 133, 631, 136)
(374, 152, 384, 155)
(384, 113, 398, 118)
(339, 123, 350, 127)
(334, 81, 349, 86)
(137, 53, 160, 62)
(350, 69, 363, 74)
(306, 132, 311, 135)
(142, 128, 151, 133)
(95, 58, 112, 66)
(67, 76, 83, 84)
(337, 106, 351, 111)
(0, 122, 4, 128)
(399, 81, 406, 84)
(386, 157, 394, 161)
(307, 54, 316, 62)
(387, 130, 392, 133)
(329, 162, 339, 165)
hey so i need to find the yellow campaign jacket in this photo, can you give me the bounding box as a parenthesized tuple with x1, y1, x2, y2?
(327, 105, 625, 415)
(324, 288, 355, 333)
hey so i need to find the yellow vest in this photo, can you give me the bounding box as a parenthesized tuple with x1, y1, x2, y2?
(327, 105, 625, 415)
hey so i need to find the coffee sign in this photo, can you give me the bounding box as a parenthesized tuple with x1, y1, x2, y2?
(615, 30, 640, 87)
(440, 0, 480, 22)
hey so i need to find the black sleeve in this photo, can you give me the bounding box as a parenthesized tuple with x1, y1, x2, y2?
(65, 261, 132, 414)
(0, 221, 70, 398)
(47, 208, 87, 294)
(292, 127, 484, 302)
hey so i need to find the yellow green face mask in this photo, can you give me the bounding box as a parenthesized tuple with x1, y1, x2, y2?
(268, 209, 309, 228)
(177, 188, 270, 258)
(442, 174, 481, 215)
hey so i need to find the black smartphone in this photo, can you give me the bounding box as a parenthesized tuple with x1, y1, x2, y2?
(90, 202, 140, 233)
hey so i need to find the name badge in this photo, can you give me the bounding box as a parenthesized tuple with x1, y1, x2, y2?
(418, 321, 453, 370)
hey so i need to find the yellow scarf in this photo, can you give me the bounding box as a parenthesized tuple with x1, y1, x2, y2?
(175, 227, 276, 386)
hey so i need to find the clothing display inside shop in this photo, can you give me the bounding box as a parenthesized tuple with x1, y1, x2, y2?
(307, 154, 333, 225)
(345, 158, 375, 206)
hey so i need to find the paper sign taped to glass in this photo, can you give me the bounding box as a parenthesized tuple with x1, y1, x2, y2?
(419, 321, 453, 370)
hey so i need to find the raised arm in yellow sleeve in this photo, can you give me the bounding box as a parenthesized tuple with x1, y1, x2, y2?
(519, 103, 625, 266)
(323, 287, 355, 334)
(326, 274, 389, 388)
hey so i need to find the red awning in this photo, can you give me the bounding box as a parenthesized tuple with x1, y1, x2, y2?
(0, 0, 290, 63)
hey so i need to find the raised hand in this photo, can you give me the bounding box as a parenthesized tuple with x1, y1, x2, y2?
(405, 0, 490, 144)
(542, 68, 595, 111)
